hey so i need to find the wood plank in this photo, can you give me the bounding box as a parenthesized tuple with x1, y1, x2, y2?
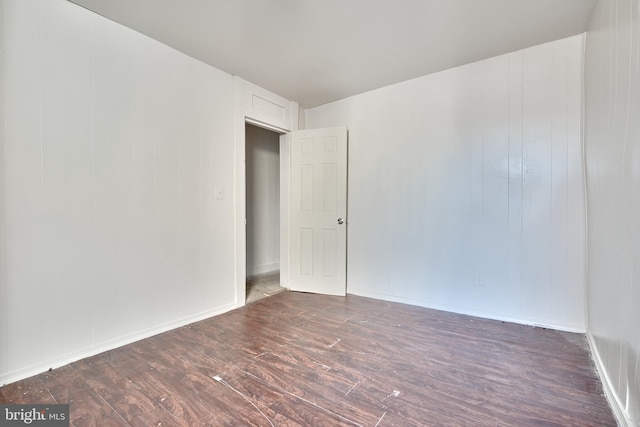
(0, 291, 617, 426)
(0, 375, 56, 404)
(41, 365, 126, 427)
(72, 356, 177, 426)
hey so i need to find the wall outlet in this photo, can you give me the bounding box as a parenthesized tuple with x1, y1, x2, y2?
(474, 273, 483, 286)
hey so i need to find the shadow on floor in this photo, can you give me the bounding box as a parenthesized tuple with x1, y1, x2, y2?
(246, 271, 284, 303)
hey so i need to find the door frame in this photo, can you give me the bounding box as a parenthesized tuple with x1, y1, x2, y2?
(233, 77, 299, 307)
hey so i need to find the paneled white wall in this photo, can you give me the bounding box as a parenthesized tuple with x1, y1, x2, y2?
(306, 35, 585, 331)
(0, 0, 8, 380)
(246, 124, 280, 276)
(584, 0, 640, 424)
(1, 0, 236, 384)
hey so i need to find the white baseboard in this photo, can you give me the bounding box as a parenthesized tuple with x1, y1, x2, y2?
(347, 288, 586, 333)
(586, 332, 633, 427)
(247, 262, 279, 277)
(0, 302, 236, 386)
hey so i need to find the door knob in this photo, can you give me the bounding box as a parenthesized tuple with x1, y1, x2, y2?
(337, 218, 344, 225)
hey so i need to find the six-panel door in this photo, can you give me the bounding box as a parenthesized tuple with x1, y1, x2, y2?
(290, 127, 347, 296)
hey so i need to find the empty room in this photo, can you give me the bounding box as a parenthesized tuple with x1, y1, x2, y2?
(0, 0, 638, 425)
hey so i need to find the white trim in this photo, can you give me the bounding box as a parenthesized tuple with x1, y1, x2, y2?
(580, 31, 591, 336)
(245, 117, 288, 134)
(243, 81, 294, 131)
(0, 303, 236, 386)
(587, 332, 633, 427)
(349, 289, 586, 333)
(279, 133, 291, 289)
(233, 77, 247, 308)
(233, 76, 297, 308)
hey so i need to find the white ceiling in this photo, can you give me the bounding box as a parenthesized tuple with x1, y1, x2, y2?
(69, 0, 597, 108)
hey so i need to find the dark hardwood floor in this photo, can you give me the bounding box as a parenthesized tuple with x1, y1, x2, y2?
(0, 291, 616, 426)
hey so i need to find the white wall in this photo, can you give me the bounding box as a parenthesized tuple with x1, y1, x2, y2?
(1, 0, 236, 384)
(245, 124, 280, 276)
(306, 35, 586, 331)
(0, 0, 8, 380)
(584, 0, 640, 424)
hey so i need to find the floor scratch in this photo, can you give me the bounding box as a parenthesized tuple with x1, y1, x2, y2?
(345, 382, 359, 396)
(374, 411, 387, 427)
(328, 338, 341, 349)
(382, 390, 400, 402)
(313, 362, 332, 371)
(242, 370, 363, 427)
(212, 375, 275, 427)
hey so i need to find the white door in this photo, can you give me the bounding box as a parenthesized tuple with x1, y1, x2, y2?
(289, 127, 347, 296)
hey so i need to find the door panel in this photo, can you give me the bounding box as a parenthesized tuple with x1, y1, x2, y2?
(290, 127, 347, 296)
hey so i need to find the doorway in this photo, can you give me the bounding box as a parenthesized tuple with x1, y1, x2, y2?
(245, 123, 285, 303)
